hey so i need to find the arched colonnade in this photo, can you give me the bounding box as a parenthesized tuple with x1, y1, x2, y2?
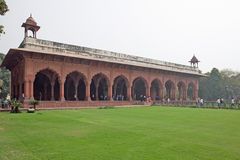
(18, 68, 198, 101)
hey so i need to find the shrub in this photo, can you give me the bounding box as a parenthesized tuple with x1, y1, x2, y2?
(29, 99, 39, 109)
(10, 99, 23, 113)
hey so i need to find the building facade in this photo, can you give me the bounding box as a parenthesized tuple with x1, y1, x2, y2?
(1, 16, 202, 108)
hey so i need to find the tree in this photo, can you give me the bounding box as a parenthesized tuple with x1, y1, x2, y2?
(0, 53, 10, 98)
(0, 0, 9, 35)
(199, 68, 240, 101)
(199, 68, 225, 100)
(221, 69, 240, 99)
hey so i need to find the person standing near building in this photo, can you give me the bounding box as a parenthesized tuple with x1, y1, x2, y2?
(167, 98, 170, 104)
(200, 98, 204, 107)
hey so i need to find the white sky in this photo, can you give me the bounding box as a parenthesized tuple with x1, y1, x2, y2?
(1, 0, 240, 73)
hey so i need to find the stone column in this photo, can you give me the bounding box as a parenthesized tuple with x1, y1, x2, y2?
(24, 28, 28, 37)
(24, 81, 29, 100)
(127, 86, 132, 101)
(60, 81, 65, 101)
(29, 80, 33, 99)
(85, 81, 91, 101)
(172, 88, 176, 101)
(175, 87, 179, 101)
(33, 31, 36, 38)
(163, 86, 166, 100)
(95, 83, 99, 100)
(51, 82, 55, 101)
(159, 87, 163, 100)
(146, 86, 150, 98)
(108, 81, 113, 101)
(150, 86, 153, 100)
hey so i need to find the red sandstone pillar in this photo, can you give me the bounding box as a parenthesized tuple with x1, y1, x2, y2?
(146, 86, 150, 98)
(24, 81, 29, 99)
(176, 87, 179, 101)
(159, 87, 163, 100)
(172, 88, 176, 101)
(127, 86, 132, 101)
(29, 80, 33, 99)
(51, 82, 55, 101)
(60, 82, 65, 101)
(108, 81, 113, 101)
(163, 86, 166, 100)
(85, 81, 91, 101)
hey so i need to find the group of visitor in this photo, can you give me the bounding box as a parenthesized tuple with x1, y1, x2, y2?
(216, 97, 238, 107)
(196, 98, 204, 107)
(216, 98, 225, 107)
(91, 94, 108, 101)
(196, 97, 240, 108)
(99, 95, 108, 100)
(114, 95, 125, 101)
(138, 95, 152, 102)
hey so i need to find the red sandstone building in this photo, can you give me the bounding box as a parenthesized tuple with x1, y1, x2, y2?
(1, 16, 202, 108)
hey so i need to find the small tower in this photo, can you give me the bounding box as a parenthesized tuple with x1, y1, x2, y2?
(189, 55, 200, 68)
(21, 14, 40, 38)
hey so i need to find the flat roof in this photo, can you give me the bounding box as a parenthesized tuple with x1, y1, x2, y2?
(3, 37, 203, 76)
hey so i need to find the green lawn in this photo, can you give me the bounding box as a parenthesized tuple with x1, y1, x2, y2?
(1, 106, 240, 160)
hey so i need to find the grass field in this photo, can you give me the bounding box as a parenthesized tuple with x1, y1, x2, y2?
(1, 106, 240, 160)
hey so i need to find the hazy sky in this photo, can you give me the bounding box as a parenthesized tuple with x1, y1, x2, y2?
(1, 0, 240, 73)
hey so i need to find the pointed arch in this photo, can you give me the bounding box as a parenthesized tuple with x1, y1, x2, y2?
(64, 71, 87, 101)
(150, 79, 163, 100)
(132, 77, 148, 101)
(177, 81, 187, 100)
(90, 73, 110, 101)
(187, 82, 196, 100)
(112, 75, 129, 101)
(33, 68, 60, 101)
(165, 80, 176, 100)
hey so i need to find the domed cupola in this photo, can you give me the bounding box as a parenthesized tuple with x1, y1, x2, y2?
(21, 14, 40, 38)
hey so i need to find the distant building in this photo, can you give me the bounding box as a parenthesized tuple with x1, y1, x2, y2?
(1, 15, 203, 108)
